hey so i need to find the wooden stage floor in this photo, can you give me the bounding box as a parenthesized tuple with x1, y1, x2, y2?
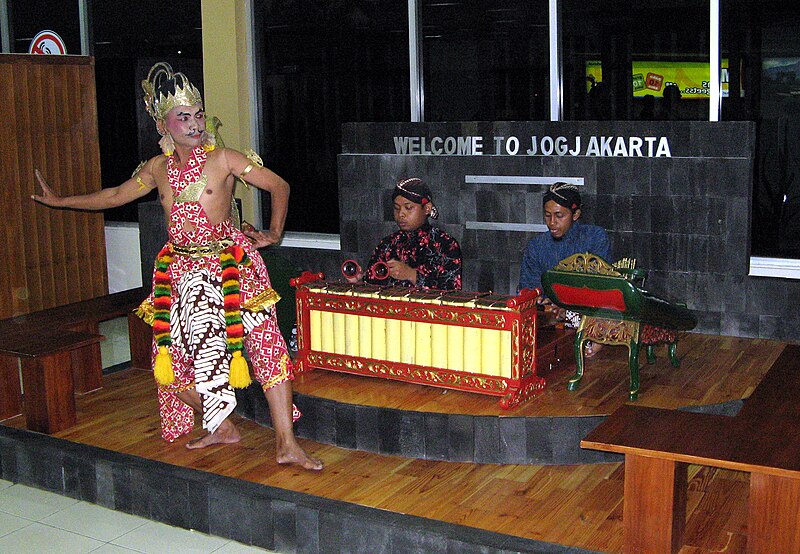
(1, 333, 787, 553)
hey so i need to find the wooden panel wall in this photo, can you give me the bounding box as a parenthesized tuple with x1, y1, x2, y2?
(0, 55, 107, 318)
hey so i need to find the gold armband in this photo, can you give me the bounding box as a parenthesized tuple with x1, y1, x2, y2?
(239, 164, 255, 179)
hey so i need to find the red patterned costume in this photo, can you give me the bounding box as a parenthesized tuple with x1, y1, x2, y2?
(138, 145, 297, 442)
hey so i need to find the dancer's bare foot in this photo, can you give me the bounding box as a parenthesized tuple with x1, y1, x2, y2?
(186, 420, 241, 449)
(277, 440, 324, 471)
(584, 341, 603, 358)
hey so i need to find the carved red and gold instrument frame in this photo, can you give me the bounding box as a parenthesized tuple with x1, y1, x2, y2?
(290, 271, 547, 409)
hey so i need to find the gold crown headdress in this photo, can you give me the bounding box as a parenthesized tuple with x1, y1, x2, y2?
(141, 62, 203, 122)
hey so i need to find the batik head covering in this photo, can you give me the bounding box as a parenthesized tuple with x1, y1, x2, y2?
(393, 177, 439, 219)
(543, 182, 581, 212)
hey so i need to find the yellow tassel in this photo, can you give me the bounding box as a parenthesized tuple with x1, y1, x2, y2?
(154, 345, 175, 385)
(228, 350, 252, 388)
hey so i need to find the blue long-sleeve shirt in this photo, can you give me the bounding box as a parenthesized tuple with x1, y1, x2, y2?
(519, 221, 611, 293)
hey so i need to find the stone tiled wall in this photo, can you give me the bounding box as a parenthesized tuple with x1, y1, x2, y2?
(332, 121, 798, 341)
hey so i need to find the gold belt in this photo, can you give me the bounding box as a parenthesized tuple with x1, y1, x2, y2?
(171, 238, 235, 259)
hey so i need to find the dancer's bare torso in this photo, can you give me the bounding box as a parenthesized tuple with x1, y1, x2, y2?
(147, 147, 236, 232)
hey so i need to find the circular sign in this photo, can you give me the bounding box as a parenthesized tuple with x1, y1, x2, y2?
(29, 30, 67, 55)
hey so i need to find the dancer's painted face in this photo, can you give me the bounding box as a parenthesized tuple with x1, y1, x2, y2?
(162, 104, 206, 148)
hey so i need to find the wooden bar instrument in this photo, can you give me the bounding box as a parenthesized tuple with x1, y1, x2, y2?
(290, 271, 555, 408)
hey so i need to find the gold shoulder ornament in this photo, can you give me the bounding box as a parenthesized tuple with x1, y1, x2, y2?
(131, 160, 152, 191)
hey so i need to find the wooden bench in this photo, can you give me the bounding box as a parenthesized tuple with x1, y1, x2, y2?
(0, 287, 150, 433)
(581, 344, 800, 553)
(542, 253, 697, 400)
(0, 331, 104, 433)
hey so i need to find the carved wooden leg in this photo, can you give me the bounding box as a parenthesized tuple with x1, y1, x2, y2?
(623, 454, 687, 554)
(628, 344, 640, 401)
(646, 344, 656, 364)
(568, 326, 586, 391)
(628, 323, 641, 401)
(668, 342, 680, 368)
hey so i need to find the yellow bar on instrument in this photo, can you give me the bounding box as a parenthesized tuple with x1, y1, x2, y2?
(463, 327, 481, 373)
(310, 309, 322, 351)
(431, 323, 448, 368)
(333, 312, 346, 354)
(371, 316, 386, 360)
(480, 328, 501, 376)
(320, 310, 334, 352)
(447, 325, 463, 371)
(415, 320, 432, 366)
(344, 313, 359, 356)
(401, 320, 415, 364)
(499, 330, 512, 378)
(385, 318, 401, 362)
(358, 314, 372, 359)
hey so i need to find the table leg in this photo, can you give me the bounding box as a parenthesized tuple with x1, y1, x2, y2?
(71, 341, 103, 394)
(623, 453, 687, 554)
(0, 355, 22, 420)
(748, 472, 800, 553)
(21, 352, 77, 434)
(67, 321, 103, 394)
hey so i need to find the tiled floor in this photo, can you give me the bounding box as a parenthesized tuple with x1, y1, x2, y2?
(3, 318, 275, 553)
(0, 480, 275, 553)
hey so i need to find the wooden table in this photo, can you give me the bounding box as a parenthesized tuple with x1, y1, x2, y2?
(581, 344, 800, 553)
(0, 287, 150, 432)
(0, 331, 104, 433)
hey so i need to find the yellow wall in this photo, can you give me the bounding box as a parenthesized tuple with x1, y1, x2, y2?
(201, 0, 259, 224)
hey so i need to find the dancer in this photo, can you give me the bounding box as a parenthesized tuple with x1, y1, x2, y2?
(33, 62, 322, 470)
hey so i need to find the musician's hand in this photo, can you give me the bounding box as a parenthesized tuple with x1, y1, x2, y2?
(345, 271, 363, 284)
(386, 259, 417, 284)
(32, 169, 63, 207)
(542, 302, 565, 318)
(243, 228, 281, 248)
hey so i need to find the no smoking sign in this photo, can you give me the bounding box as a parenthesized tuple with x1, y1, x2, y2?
(29, 30, 67, 55)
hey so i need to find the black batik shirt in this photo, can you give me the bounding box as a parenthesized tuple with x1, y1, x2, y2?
(365, 223, 462, 290)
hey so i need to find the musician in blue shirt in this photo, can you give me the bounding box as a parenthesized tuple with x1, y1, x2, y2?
(519, 182, 611, 293)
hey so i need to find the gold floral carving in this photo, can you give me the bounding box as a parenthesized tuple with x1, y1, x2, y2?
(580, 316, 638, 345)
(519, 318, 537, 377)
(307, 353, 510, 393)
(554, 252, 621, 276)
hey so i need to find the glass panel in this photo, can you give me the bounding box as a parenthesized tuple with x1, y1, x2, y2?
(90, 0, 203, 222)
(9, 0, 80, 54)
(254, 0, 409, 234)
(725, 2, 800, 259)
(562, 0, 710, 121)
(421, 0, 549, 121)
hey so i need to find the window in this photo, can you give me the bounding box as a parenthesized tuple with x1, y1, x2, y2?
(562, 0, 710, 121)
(421, 0, 549, 122)
(90, 0, 203, 222)
(8, 0, 80, 54)
(254, 0, 409, 234)
(722, 2, 800, 261)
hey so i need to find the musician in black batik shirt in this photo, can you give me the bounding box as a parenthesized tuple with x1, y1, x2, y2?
(353, 178, 462, 290)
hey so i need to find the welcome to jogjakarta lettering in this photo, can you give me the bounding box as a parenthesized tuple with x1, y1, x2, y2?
(393, 135, 672, 157)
